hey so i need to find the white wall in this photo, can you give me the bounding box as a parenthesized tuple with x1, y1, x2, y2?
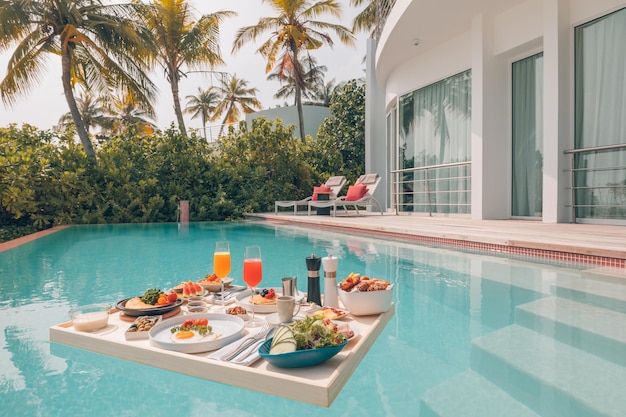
(245, 105, 332, 139)
(375, 0, 626, 222)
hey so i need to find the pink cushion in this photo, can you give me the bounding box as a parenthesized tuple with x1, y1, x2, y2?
(345, 183, 368, 201)
(312, 185, 332, 201)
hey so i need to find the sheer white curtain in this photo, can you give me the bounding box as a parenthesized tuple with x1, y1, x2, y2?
(398, 71, 471, 213)
(575, 8, 626, 219)
(512, 54, 543, 217)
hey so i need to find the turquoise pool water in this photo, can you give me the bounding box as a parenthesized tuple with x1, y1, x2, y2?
(0, 221, 613, 416)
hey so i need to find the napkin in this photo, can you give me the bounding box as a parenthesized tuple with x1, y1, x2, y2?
(207, 334, 263, 366)
(205, 296, 236, 306)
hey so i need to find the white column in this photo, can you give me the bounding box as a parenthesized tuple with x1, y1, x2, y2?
(365, 37, 388, 211)
(471, 14, 510, 219)
(542, 0, 572, 223)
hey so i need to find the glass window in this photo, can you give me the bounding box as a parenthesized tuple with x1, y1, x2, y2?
(512, 53, 543, 217)
(574, 8, 626, 219)
(397, 70, 471, 213)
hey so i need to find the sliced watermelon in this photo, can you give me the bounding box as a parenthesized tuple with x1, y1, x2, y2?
(183, 283, 191, 298)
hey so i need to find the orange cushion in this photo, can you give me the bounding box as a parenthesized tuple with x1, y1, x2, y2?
(312, 185, 332, 201)
(345, 183, 368, 201)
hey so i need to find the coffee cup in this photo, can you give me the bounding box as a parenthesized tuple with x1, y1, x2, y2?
(277, 296, 301, 323)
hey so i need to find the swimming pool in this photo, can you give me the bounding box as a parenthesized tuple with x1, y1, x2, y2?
(1, 222, 624, 416)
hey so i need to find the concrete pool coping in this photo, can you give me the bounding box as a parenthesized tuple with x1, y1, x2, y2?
(4, 216, 626, 267)
(250, 213, 626, 268)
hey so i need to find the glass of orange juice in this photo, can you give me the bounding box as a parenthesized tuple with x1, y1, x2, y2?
(214, 241, 231, 309)
(243, 245, 263, 327)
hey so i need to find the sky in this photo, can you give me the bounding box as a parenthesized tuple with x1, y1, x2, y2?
(0, 0, 367, 131)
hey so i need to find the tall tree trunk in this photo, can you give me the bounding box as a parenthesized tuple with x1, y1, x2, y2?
(291, 46, 307, 143)
(295, 84, 306, 143)
(170, 74, 187, 137)
(61, 48, 96, 159)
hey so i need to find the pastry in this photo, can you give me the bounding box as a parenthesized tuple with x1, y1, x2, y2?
(340, 273, 361, 291)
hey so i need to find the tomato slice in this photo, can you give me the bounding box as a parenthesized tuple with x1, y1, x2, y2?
(194, 318, 208, 326)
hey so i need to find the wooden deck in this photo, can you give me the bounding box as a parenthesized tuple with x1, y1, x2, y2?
(252, 212, 626, 265)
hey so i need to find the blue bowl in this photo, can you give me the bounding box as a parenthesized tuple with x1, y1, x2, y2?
(258, 338, 348, 368)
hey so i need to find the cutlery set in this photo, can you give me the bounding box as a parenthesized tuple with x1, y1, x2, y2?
(220, 322, 274, 362)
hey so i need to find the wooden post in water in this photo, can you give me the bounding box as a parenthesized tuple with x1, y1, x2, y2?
(179, 200, 189, 223)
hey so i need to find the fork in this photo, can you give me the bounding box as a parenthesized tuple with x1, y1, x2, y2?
(220, 322, 271, 361)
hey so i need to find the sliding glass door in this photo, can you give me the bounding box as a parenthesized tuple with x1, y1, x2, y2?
(512, 53, 543, 217)
(574, 7, 626, 220)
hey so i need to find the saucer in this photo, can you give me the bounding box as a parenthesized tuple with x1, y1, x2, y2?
(265, 313, 305, 325)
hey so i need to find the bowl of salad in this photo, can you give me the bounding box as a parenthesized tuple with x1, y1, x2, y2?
(258, 316, 348, 368)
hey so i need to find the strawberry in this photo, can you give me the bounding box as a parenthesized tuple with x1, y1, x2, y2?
(167, 292, 178, 303)
(265, 288, 275, 299)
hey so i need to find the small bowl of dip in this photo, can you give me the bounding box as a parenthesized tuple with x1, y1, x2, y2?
(69, 303, 111, 332)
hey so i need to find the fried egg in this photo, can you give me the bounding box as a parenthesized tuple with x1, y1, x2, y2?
(170, 329, 207, 343)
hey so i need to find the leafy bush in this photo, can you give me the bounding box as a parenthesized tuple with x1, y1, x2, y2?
(0, 79, 366, 242)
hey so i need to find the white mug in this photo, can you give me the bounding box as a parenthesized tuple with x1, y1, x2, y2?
(277, 296, 301, 323)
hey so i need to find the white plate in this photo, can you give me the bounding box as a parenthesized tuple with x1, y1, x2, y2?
(149, 313, 245, 353)
(306, 306, 350, 320)
(235, 288, 305, 314)
(176, 288, 209, 300)
(340, 323, 359, 341)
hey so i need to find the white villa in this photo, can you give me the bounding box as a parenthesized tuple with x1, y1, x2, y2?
(366, 0, 626, 225)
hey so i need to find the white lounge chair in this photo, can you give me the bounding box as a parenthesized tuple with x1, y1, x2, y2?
(274, 175, 347, 214)
(308, 173, 383, 216)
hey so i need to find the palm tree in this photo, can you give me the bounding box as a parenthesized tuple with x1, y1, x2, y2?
(141, 0, 235, 138)
(350, 0, 396, 38)
(232, 0, 354, 142)
(99, 92, 157, 137)
(0, 0, 156, 160)
(184, 87, 220, 139)
(57, 91, 108, 135)
(267, 55, 327, 105)
(211, 75, 261, 137)
(306, 78, 337, 107)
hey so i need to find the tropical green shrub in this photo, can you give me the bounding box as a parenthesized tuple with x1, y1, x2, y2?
(313, 80, 366, 184)
(0, 79, 366, 242)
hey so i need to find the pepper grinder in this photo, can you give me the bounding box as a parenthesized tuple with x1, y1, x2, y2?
(305, 254, 322, 306)
(322, 254, 339, 308)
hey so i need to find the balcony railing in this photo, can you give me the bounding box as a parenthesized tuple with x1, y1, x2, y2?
(190, 124, 239, 143)
(391, 162, 472, 215)
(564, 143, 626, 222)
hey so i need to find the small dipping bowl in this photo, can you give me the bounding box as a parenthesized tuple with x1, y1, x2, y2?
(187, 301, 208, 313)
(69, 303, 111, 332)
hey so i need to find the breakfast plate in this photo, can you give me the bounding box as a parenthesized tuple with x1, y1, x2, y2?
(235, 288, 305, 314)
(115, 297, 183, 317)
(149, 313, 245, 353)
(306, 306, 350, 320)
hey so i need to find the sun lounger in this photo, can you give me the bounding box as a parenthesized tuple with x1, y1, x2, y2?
(308, 174, 383, 216)
(274, 176, 347, 214)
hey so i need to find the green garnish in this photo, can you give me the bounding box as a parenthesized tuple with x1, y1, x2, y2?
(169, 324, 211, 336)
(140, 288, 163, 305)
